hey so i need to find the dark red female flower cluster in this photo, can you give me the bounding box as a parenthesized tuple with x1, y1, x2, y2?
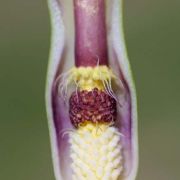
(69, 88, 117, 128)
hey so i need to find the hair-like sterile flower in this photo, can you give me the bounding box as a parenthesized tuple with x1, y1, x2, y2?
(45, 0, 138, 180)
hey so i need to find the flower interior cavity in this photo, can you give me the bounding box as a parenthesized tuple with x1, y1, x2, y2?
(46, 0, 138, 180)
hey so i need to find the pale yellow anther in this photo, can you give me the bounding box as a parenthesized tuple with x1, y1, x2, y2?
(68, 65, 116, 91)
(92, 71, 100, 80)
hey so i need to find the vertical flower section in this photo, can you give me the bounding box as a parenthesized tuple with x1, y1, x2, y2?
(46, 0, 138, 180)
(67, 1, 123, 179)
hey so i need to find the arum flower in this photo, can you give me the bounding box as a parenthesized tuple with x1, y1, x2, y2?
(45, 0, 138, 180)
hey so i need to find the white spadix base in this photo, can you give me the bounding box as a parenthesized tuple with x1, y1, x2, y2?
(69, 124, 123, 180)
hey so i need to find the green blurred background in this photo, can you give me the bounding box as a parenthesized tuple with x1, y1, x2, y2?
(0, 0, 180, 179)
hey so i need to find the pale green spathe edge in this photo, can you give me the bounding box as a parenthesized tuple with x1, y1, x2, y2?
(112, 1, 138, 179)
(45, 0, 138, 180)
(45, 0, 65, 180)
